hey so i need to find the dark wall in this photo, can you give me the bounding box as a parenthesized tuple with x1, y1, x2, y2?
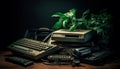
(2, 0, 120, 53)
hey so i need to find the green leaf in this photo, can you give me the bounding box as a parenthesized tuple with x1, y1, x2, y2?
(64, 8, 76, 17)
(69, 24, 78, 31)
(52, 18, 63, 30)
(62, 19, 69, 28)
(52, 12, 67, 19)
(69, 24, 75, 31)
(69, 9, 76, 16)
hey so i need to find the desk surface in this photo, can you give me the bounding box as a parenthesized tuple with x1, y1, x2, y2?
(0, 50, 120, 69)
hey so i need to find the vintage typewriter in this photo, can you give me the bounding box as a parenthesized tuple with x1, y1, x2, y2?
(8, 38, 60, 60)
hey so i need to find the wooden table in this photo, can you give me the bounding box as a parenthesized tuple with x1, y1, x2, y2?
(0, 50, 120, 69)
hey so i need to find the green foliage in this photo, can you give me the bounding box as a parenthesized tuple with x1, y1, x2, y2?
(51, 8, 77, 31)
(87, 9, 111, 39)
(51, 9, 111, 39)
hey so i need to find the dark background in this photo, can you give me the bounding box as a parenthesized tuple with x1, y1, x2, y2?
(1, 0, 120, 55)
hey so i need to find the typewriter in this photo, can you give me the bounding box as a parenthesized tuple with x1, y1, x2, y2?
(8, 38, 60, 60)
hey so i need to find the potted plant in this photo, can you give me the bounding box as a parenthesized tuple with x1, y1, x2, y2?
(51, 9, 112, 45)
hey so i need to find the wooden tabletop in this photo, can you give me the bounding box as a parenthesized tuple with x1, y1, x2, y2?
(0, 50, 120, 69)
